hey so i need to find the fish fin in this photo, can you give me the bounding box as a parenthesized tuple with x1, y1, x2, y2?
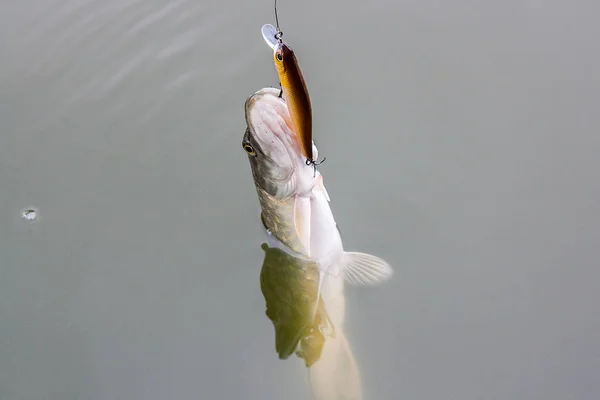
(294, 196, 311, 256)
(313, 174, 330, 202)
(341, 252, 393, 285)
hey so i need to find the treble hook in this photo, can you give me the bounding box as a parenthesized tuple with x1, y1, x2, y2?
(306, 157, 326, 177)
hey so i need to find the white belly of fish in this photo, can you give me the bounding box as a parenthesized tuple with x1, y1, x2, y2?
(264, 172, 393, 288)
(308, 183, 344, 273)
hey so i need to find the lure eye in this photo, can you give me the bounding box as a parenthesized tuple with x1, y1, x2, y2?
(242, 143, 256, 155)
(276, 52, 283, 62)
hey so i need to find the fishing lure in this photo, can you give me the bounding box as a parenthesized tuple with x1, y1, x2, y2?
(261, 22, 324, 172)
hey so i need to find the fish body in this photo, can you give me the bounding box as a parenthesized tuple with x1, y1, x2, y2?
(242, 87, 393, 284)
(242, 87, 393, 398)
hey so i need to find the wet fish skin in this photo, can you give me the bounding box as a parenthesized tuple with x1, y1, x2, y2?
(242, 88, 318, 257)
(242, 87, 393, 285)
(243, 87, 393, 400)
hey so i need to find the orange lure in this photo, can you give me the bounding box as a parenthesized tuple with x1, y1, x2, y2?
(272, 38, 313, 162)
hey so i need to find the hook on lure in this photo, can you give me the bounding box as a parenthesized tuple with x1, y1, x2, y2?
(306, 157, 326, 177)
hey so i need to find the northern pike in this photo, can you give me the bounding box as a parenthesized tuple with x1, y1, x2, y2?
(242, 87, 392, 283)
(242, 87, 393, 398)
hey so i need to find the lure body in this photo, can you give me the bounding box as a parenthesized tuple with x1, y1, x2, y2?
(262, 24, 314, 161)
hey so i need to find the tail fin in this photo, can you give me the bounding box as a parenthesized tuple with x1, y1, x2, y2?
(307, 331, 363, 400)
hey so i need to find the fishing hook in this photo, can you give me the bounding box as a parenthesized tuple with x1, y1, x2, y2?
(306, 157, 326, 177)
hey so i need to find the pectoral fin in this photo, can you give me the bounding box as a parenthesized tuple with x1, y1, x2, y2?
(341, 252, 394, 285)
(294, 196, 311, 257)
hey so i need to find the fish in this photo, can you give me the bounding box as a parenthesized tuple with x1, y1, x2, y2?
(261, 23, 314, 162)
(242, 87, 393, 285)
(242, 87, 393, 398)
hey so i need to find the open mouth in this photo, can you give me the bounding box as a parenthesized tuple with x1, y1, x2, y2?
(245, 88, 299, 149)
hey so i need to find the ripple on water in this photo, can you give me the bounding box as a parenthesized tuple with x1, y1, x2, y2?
(21, 207, 38, 221)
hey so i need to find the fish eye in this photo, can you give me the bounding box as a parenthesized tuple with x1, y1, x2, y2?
(242, 142, 256, 155)
(276, 52, 283, 62)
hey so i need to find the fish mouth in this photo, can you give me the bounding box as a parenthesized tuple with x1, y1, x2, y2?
(245, 87, 284, 111)
(244, 87, 300, 151)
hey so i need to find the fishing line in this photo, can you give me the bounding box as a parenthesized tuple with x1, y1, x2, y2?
(274, 0, 283, 41)
(272, 0, 326, 175)
(274, 0, 283, 96)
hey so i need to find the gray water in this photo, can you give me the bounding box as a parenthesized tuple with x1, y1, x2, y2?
(2, 0, 600, 399)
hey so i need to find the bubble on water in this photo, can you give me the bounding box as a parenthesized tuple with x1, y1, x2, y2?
(21, 208, 38, 221)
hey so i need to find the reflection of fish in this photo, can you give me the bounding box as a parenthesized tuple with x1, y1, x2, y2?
(259, 230, 365, 399)
(243, 87, 394, 399)
(259, 239, 361, 398)
(259, 241, 329, 367)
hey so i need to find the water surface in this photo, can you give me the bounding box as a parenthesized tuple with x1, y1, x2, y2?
(1, 0, 600, 399)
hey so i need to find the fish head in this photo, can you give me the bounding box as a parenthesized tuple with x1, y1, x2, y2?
(243, 87, 318, 199)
